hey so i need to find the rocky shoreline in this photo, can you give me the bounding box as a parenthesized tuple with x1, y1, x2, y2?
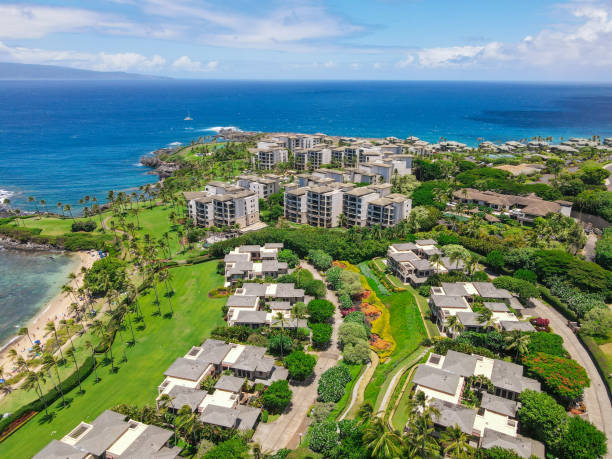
(0, 235, 63, 252)
(140, 147, 180, 179)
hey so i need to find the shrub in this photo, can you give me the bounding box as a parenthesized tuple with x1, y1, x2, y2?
(595, 227, 612, 270)
(483, 447, 523, 459)
(285, 351, 317, 381)
(311, 402, 336, 422)
(262, 380, 293, 414)
(433, 337, 498, 359)
(518, 390, 567, 448)
(527, 333, 567, 357)
(308, 249, 333, 271)
(310, 323, 333, 349)
(326, 267, 343, 290)
(417, 285, 431, 297)
(522, 352, 590, 403)
(71, 220, 97, 232)
(492, 276, 539, 301)
(338, 293, 353, 310)
(555, 416, 608, 459)
(211, 325, 252, 343)
(486, 250, 505, 272)
(203, 437, 248, 459)
(545, 277, 607, 319)
(342, 341, 370, 364)
(344, 311, 366, 325)
(83, 256, 127, 295)
(513, 268, 537, 283)
(339, 270, 363, 297)
(278, 249, 299, 268)
(308, 299, 335, 323)
(318, 365, 352, 403)
(309, 421, 339, 455)
(268, 334, 293, 356)
(580, 306, 612, 337)
(338, 322, 368, 347)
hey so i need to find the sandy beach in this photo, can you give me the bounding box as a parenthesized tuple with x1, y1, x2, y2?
(0, 250, 97, 376)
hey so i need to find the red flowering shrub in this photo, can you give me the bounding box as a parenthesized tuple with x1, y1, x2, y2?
(340, 307, 356, 317)
(523, 352, 590, 403)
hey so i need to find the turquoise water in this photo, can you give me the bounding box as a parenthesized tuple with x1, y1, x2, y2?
(0, 248, 79, 347)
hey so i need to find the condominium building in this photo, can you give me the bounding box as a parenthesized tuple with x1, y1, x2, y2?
(34, 410, 178, 459)
(294, 147, 332, 171)
(284, 186, 309, 223)
(366, 193, 412, 227)
(306, 184, 349, 228)
(236, 174, 280, 199)
(342, 184, 392, 227)
(184, 185, 259, 229)
(256, 147, 288, 170)
(223, 243, 288, 286)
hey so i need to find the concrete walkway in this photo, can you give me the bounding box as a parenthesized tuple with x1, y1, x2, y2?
(339, 351, 378, 421)
(252, 262, 341, 452)
(532, 300, 612, 448)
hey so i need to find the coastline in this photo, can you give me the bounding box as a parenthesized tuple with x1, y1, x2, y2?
(0, 250, 96, 375)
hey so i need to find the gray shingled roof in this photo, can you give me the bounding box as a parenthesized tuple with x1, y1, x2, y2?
(226, 295, 259, 308)
(200, 405, 238, 428)
(441, 282, 470, 297)
(234, 310, 268, 324)
(389, 251, 419, 262)
(120, 424, 174, 459)
(167, 386, 207, 412)
(429, 398, 476, 435)
(412, 259, 433, 270)
(431, 295, 468, 308)
(456, 311, 482, 327)
(481, 392, 518, 417)
(215, 375, 245, 393)
(391, 242, 418, 251)
(264, 243, 284, 249)
(197, 339, 232, 365)
(509, 297, 525, 311)
(73, 410, 128, 456)
(472, 282, 512, 299)
(269, 301, 292, 310)
(164, 358, 210, 381)
(32, 440, 84, 459)
(413, 365, 461, 395)
(240, 283, 269, 296)
(416, 239, 437, 246)
(273, 283, 305, 298)
(490, 359, 540, 394)
(484, 302, 509, 312)
(441, 350, 479, 377)
(500, 321, 536, 332)
(481, 429, 533, 459)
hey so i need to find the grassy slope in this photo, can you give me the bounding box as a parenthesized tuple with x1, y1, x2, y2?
(0, 261, 226, 458)
(361, 274, 427, 409)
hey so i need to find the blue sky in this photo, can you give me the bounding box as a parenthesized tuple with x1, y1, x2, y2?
(1, 0, 612, 80)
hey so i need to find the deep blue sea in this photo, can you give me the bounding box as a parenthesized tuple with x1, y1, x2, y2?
(1, 80, 612, 210)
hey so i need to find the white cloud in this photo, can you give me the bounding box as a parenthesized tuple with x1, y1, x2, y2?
(396, 55, 414, 67)
(171, 56, 218, 72)
(323, 60, 336, 68)
(0, 41, 166, 72)
(372, 62, 381, 69)
(350, 63, 360, 69)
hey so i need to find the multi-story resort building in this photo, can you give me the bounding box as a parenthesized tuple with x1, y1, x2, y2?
(284, 186, 309, 224)
(428, 282, 534, 336)
(452, 188, 573, 224)
(255, 147, 289, 170)
(366, 193, 412, 228)
(34, 410, 178, 459)
(225, 282, 310, 328)
(183, 182, 260, 230)
(411, 350, 544, 458)
(236, 174, 281, 199)
(306, 184, 351, 228)
(294, 147, 333, 171)
(386, 240, 463, 286)
(157, 339, 288, 432)
(223, 243, 288, 286)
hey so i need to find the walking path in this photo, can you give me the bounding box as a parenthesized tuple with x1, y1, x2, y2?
(252, 262, 341, 452)
(339, 351, 378, 421)
(532, 300, 612, 449)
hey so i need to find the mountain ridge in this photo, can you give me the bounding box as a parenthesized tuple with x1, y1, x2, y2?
(0, 62, 171, 80)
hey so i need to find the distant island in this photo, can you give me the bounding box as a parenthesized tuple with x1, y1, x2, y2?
(0, 62, 170, 80)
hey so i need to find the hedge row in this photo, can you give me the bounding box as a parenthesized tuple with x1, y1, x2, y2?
(368, 260, 405, 293)
(0, 356, 95, 438)
(0, 225, 111, 251)
(538, 286, 578, 322)
(578, 333, 612, 398)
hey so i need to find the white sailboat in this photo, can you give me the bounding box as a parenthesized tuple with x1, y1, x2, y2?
(184, 111, 193, 121)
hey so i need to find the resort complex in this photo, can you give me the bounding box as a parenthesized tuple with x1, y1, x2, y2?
(4, 129, 612, 459)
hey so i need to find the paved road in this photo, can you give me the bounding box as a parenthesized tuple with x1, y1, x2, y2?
(605, 163, 612, 191)
(253, 262, 342, 452)
(532, 300, 612, 449)
(582, 233, 597, 262)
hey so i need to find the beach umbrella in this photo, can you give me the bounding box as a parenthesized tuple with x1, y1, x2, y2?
(34, 339, 41, 344)
(0, 379, 5, 383)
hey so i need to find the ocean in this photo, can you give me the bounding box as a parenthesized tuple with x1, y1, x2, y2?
(0, 247, 78, 347)
(1, 80, 612, 341)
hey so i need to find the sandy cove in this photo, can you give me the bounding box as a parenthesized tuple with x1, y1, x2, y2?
(0, 250, 96, 377)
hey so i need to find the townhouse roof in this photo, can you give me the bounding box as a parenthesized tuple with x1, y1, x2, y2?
(430, 295, 468, 309)
(441, 282, 470, 297)
(262, 260, 288, 272)
(214, 375, 245, 393)
(456, 311, 482, 327)
(500, 321, 536, 332)
(416, 239, 437, 246)
(472, 282, 513, 299)
(269, 301, 292, 310)
(200, 405, 238, 428)
(238, 245, 262, 253)
(391, 242, 418, 251)
(441, 350, 479, 377)
(232, 346, 275, 373)
(33, 440, 84, 459)
(480, 392, 519, 417)
(120, 424, 175, 458)
(411, 259, 433, 271)
(164, 358, 210, 381)
(264, 242, 284, 249)
(239, 283, 269, 296)
(429, 398, 477, 435)
(389, 251, 420, 263)
(413, 365, 461, 395)
(255, 365, 290, 386)
(197, 339, 233, 365)
(183, 191, 207, 201)
(508, 297, 525, 311)
(484, 302, 509, 312)
(224, 253, 250, 263)
(234, 405, 262, 431)
(72, 410, 129, 457)
(226, 295, 259, 308)
(345, 187, 378, 197)
(285, 186, 310, 196)
(481, 429, 534, 459)
(490, 359, 541, 394)
(167, 386, 207, 412)
(234, 310, 268, 325)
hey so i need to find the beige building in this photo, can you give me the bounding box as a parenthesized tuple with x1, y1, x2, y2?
(294, 147, 332, 171)
(184, 184, 259, 229)
(256, 147, 289, 170)
(366, 193, 412, 227)
(342, 184, 392, 227)
(237, 174, 280, 199)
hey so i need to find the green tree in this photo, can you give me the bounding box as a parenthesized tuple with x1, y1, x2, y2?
(308, 299, 335, 323)
(363, 417, 403, 459)
(285, 350, 316, 381)
(518, 390, 567, 448)
(554, 415, 607, 459)
(262, 380, 293, 414)
(310, 323, 332, 349)
(580, 306, 612, 337)
(441, 424, 472, 459)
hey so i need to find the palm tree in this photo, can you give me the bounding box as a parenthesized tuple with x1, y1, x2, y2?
(158, 270, 174, 315)
(477, 307, 495, 329)
(429, 253, 442, 274)
(363, 417, 403, 459)
(18, 327, 33, 346)
(66, 347, 83, 393)
(40, 199, 48, 214)
(357, 401, 374, 424)
(504, 331, 531, 360)
(85, 339, 100, 382)
(445, 315, 464, 337)
(23, 371, 49, 416)
(406, 406, 440, 459)
(45, 321, 65, 363)
(64, 204, 75, 221)
(41, 353, 66, 407)
(441, 424, 473, 459)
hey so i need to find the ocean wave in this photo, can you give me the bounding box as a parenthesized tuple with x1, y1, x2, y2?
(168, 141, 183, 146)
(202, 126, 242, 133)
(133, 163, 144, 167)
(0, 188, 14, 202)
(184, 127, 194, 131)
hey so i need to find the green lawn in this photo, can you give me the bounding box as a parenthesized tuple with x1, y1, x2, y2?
(0, 261, 226, 458)
(360, 270, 427, 410)
(405, 285, 439, 338)
(17, 215, 101, 236)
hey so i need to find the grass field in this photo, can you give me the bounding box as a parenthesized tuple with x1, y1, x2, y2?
(404, 285, 439, 338)
(360, 270, 427, 410)
(0, 261, 226, 458)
